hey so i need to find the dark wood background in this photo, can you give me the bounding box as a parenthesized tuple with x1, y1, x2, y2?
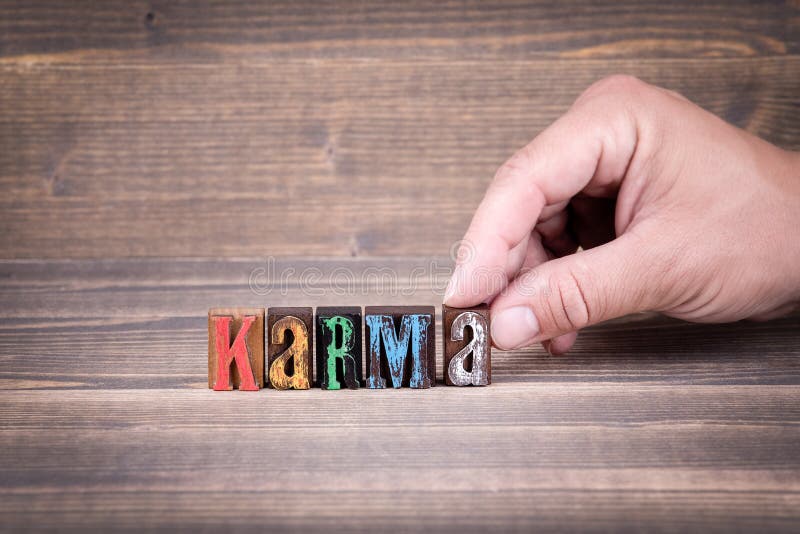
(1, 1, 799, 531)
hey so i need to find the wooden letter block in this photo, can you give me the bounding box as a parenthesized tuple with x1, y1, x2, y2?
(316, 307, 362, 390)
(443, 305, 490, 386)
(267, 307, 313, 390)
(208, 307, 265, 391)
(365, 306, 435, 389)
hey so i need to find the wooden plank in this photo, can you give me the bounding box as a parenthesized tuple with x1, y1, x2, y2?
(1, 2, 798, 529)
(0, 387, 798, 529)
(0, 258, 798, 529)
(1, 57, 798, 259)
(0, 490, 798, 531)
(0, 1, 797, 60)
(3, 385, 800, 431)
(4, 313, 800, 390)
(0, 258, 798, 389)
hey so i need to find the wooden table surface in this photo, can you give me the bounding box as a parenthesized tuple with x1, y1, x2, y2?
(1, 1, 799, 531)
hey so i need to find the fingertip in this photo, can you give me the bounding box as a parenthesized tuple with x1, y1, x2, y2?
(547, 332, 578, 355)
(443, 237, 511, 307)
(442, 265, 477, 307)
(491, 305, 540, 350)
(442, 272, 458, 305)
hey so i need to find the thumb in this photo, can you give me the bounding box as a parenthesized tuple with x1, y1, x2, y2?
(490, 233, 659, 349)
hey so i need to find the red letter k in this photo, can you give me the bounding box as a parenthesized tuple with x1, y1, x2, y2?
(213, 315, 259, 391)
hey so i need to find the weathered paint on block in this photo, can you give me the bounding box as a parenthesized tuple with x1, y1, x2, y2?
(316, 307, 362, 390)
(208, 307, 265, 391)
(365, 306, 436, 389)
(443, 304, 491, 386)
(268, 307, 313, 390)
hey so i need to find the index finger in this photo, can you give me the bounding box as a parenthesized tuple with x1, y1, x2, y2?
(444, 75, 645, 307)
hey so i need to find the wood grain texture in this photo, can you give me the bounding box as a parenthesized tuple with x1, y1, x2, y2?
(0, 3, 798, 260)
(1, 1, 797, 60)
(2, 1, 800, 530)
(0, 258, 799, 530)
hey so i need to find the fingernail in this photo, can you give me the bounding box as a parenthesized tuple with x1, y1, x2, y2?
(443, 266, 462, 303)
(492, 306, 540, 349)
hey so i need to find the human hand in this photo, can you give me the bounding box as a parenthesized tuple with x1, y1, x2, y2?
(443, 75, 800, 354)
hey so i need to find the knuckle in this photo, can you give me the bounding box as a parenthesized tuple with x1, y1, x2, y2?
(493, 149, 531, 188)
(663, 87, 690, 103)
(492, 142, 547, 200)
(545, 267, 595, 332)
(594, 74, 646, 94)
(493, 157, 523, 185)
(578, 74, 648, 104)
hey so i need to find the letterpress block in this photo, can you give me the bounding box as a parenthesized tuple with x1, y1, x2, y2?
(267, 307, 313, 390)
(315, 306, 362, 390)
(208, 307, 265, 391)
(365, 306, 436, 389)
(443, 304, 491, 386)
